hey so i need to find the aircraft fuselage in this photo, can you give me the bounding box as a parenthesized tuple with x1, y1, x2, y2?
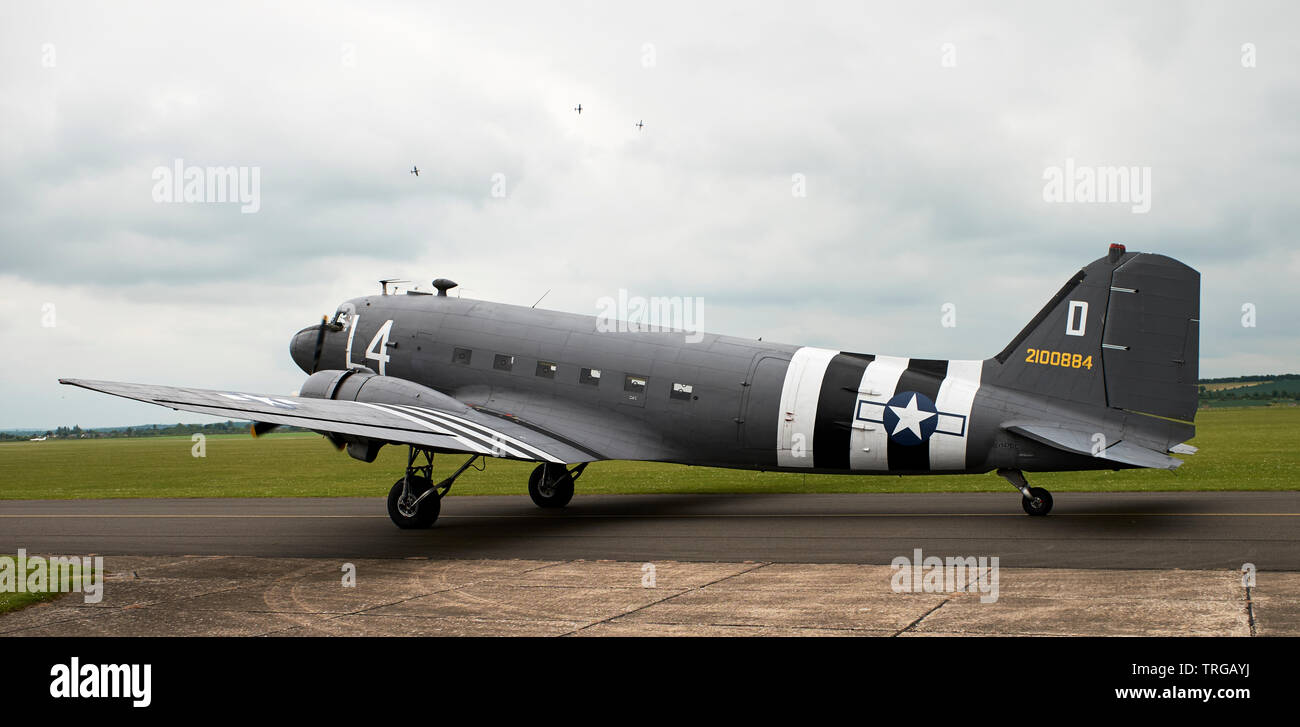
(290, 287, 1177, 476)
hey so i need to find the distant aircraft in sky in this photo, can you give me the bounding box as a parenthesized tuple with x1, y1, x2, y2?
(573, 104, 582, 114)
(635, 120, 645, 130)
(410, 166, 419, 177)
(62, 244, 1200, 527)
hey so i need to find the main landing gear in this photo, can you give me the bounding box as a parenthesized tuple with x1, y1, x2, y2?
(528, 462, 587, 509)
(386, 450, 590, 527)
(998, 468, 1053, 516)
(387, 447, 483, 529)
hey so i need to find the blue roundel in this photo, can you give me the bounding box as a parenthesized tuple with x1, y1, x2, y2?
(882, 391, 939, 446)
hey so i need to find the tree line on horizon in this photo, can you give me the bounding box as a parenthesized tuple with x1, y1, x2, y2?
(0, 421, 307, 441)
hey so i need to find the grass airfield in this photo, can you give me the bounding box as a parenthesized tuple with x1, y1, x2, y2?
(0, 407, 1295, 499)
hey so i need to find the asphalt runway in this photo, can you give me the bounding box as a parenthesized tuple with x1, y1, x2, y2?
(2, 491, 1298, 570)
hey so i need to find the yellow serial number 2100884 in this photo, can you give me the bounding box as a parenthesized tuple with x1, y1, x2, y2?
(1025, 348, 1093, 369)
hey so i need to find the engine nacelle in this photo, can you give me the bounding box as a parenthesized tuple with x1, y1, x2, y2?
(299, 368, 470, 462)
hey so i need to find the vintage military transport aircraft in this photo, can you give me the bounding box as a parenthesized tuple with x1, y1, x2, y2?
(61, 244, 1199, 527)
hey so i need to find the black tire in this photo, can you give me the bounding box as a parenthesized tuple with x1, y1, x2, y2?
(528, 463, 574, 508)
(1021, 487, 1053, 516)
(387, 476, 440, 528)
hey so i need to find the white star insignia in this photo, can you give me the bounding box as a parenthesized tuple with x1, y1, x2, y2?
(888, 394, 936, 439)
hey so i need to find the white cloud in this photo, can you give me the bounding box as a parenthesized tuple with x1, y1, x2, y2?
(1, 0, 1297, 427)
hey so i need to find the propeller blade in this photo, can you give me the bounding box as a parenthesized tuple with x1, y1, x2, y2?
(310, 315, 327, 373)
(250, 421, 280, 437)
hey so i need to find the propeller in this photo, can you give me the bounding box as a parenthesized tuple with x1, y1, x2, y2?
(253, 315, 334, 440)
(310, 315, 328, 374)
(252, 422, 345, 451)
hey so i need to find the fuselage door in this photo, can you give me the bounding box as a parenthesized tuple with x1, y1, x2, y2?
(739, 354, 789, 449)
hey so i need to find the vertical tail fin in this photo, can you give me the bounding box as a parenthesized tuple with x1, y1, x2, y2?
(987, 245, 1200, 423)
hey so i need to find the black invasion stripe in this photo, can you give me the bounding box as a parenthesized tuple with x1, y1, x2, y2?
(886, 358, 947, 472)
(812, 352, 874, 470)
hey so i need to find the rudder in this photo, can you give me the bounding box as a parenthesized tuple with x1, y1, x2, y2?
(1101, 252, 1200, 422)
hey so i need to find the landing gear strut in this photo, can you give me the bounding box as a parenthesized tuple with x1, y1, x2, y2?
(387, 448, 483, 529)
(528, 462, 586, 509)
(998, 468, 1053, 516)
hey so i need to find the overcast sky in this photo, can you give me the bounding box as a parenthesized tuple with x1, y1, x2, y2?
(1, 1, 1296, 429)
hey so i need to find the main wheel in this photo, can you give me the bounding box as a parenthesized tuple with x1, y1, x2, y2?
(387, 475, 441, 528)
(1021, 487, 1053, 516)
(528, 463, 574, 508)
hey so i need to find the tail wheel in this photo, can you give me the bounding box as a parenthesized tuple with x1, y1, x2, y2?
(528, 463, 574, 508)
(387, 475, 440, 528)
(1021, 487, 1054, 516)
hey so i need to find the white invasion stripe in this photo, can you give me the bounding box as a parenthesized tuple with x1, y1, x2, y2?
(848, 356, 909, 471)
(395, 403, 559, 460)
(776, 347, 840, 468)
(355, 402, 492, 455)
(384, 404, 535, 460)
(390, 404, 560, 462)
(395, 405, 561, 463)
(929, 359, 982, 471)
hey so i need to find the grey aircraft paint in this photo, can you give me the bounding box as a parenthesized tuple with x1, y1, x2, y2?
(62, 245, 1200, 520)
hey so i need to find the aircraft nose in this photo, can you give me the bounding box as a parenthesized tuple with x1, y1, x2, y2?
(290, 324, 323, 374)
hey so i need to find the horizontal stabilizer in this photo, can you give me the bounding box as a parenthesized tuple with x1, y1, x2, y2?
(1004, 422, 1185, 470)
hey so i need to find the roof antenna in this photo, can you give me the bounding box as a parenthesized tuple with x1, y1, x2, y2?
(379, 278, 409, 296)
(531, 289, 551, 309)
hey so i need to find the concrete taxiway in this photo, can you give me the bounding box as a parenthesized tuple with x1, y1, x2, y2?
(1, 492, 1296, 636)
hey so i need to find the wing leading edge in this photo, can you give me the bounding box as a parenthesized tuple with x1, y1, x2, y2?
(58, 378, 600, 465)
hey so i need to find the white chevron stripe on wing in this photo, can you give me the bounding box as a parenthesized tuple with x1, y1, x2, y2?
(389, 404, 563, 463)
(355, 402, 494, 455)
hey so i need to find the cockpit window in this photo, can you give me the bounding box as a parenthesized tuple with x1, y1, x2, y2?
(331, 307, 353, 329)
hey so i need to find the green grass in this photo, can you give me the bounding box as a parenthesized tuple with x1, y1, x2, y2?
(0, 408, 1296, 499)
(0, 590, 65, 614)
(0, 556, 96, 614)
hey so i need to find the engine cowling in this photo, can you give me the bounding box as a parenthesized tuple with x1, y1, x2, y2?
(299, 369, 470, 461)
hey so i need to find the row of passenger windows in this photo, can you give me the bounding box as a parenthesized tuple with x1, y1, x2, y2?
(451, 347, 695, 400)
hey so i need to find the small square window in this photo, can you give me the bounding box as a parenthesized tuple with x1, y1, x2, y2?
(535, 361, 557, 378)
(579, 367, 602, 386)
(452, 347, 472, 365)
(624, 375, 647, 393)
(493, 354, 515, 371)
(670, 382, 694, 400)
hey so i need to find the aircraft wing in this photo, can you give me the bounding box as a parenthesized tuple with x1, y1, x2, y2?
(1003, 421, 1187, 470)
(59, 379, 598, 464)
